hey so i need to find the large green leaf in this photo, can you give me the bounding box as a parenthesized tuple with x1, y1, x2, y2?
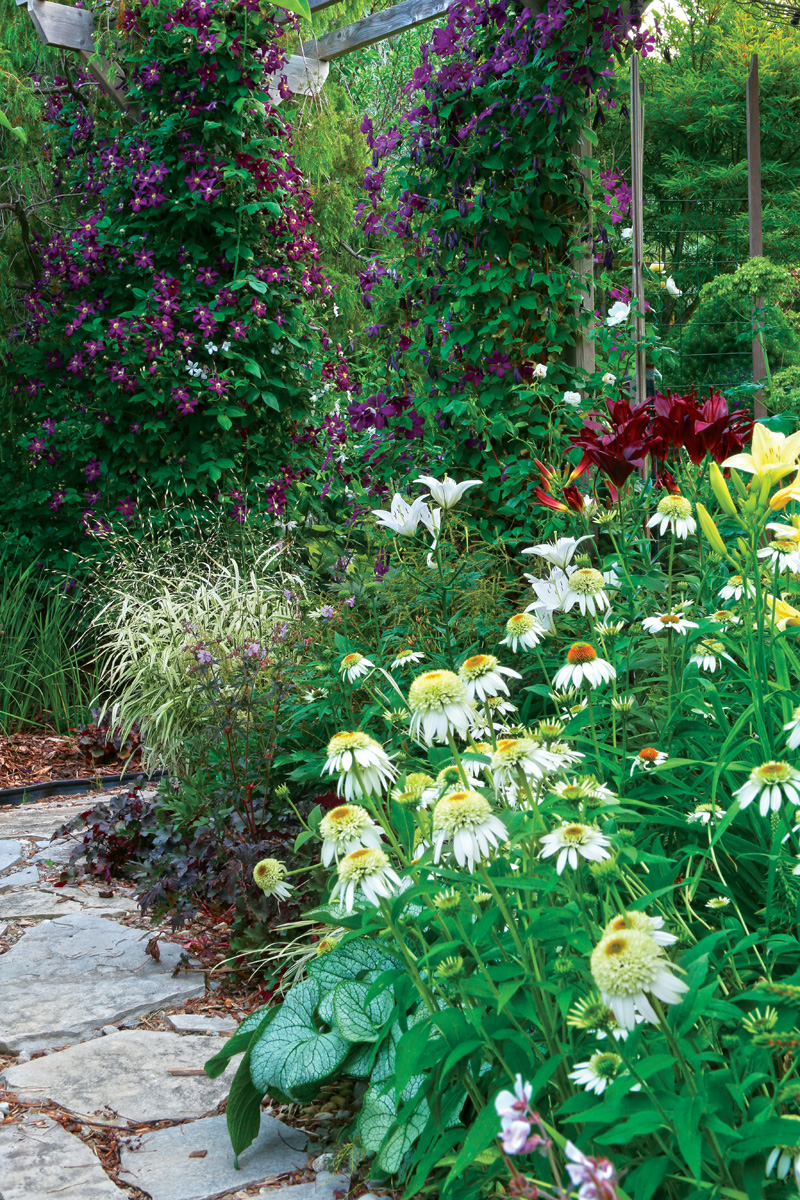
(332, 979, 393, 1043)
(204, 1007, 274, 1079)
(249, 979, 350, 1100)
(306, 937, 401, 992)
(358, 1076, 430, 1172)
(273, 0, 312, 21)
(227, 1047, 263, 1166)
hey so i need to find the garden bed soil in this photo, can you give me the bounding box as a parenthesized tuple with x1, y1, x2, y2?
(0, 730, 138, 791)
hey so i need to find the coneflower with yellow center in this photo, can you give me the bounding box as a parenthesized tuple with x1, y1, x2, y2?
(432, 790, 507, 871)
(590, 922, 688, 1028)
(553, 643, 616, 690)
(339, 652, 374, 683)
(331, 846, 401, 913)
(458, 653, 521, 702)
(252, 858, 292, 900)
(323, 731, 396, 801)
(500, 612, 546, 653)
(408, 669, 476, 744)
(318, 804, 383, 866)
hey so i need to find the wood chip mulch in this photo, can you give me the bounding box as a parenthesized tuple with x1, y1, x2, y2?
(0, 730, 139, 790)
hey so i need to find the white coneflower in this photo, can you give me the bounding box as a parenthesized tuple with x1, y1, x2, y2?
(408, 669, 476, 744)
(553, 643, 616, 690)
(611, 694, 636, 714)
(432, 790, 507, 870)
(590, 926, 688, 1028)
(594, 617, 625, 637)
(603, 911, 677, 947)
(689, 639, 734, 673)
(734, 761, 800, 816)
(562, 568, 611, 617)
(458, 653, 521, 702)
(758, 539, 800, 574)
(766, 1116, 800, 1182)
(539, 822, 611, 873)
(500, 612, 547, 652)
(785, 705, 800, 750)
(641, 611, 699, 637)
(339, 652, 374, 683)
(490, 737, 559, 788)
(568, 1051, 627, 1095)
(253, 858, 293, 900)
(521, 535, 593, 571)
(687, 803, 724, 825)
(718, 575, 755, 602)
(630, 746, 668, 774)
(706, 896, 731, 910)
(709, 608, 741, 627)
(647, 495, 696, 539)
(390, 648, 426, 670)
(323, 731, 397, 801)
(318, 804, 383, 866)
(550, 776, 617, 807)
(544, 740, 586, 769)
(420, 762, 481, 807)
(331, 846, 401, 913)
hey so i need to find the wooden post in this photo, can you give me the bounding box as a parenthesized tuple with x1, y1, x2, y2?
(747, 52, 766, 419)
(630, 56, 646, 411)
(572, 131, 596, 377)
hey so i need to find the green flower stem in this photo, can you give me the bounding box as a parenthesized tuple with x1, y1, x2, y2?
(585, 687, 603, 765)
(447, 729, 471, 788)
(378, 898, 438, 1016)
(483, 699, 498, 752)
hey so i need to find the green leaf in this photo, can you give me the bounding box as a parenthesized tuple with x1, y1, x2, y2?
(306, 937, 401, 992)
(273, 0, 312, 21)
(359, 1077, 430, 1172)
(332, 979, 393, 1043)
(227, 1047, 263, 1166)
(204, 1007, 274, 1079)
(0, 110, 27, 145)
(447, 1102, 499, 1180)
(249, 979, 350, 1100)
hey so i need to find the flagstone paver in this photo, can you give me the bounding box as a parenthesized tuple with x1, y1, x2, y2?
(2, 1030, 231, 1121)
(118, 1112, 308, 1200)
(0, 838, 23, 872)
(0, 1113, 127, 1199)
(0, 802, 88, 840)
(0, 866, 40, 891)
(0, 913, 205, 1052)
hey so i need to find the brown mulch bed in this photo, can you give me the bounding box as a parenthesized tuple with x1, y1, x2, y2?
(0, 730, 139, 790)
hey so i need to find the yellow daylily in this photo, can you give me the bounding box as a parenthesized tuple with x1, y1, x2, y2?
(723, 423, 800, 484)
(766, 520, 800, 543)
(769, 469, 800, 511)
(765, 594, 800, 631)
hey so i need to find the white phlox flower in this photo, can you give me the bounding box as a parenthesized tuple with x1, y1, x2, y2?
(372, 493, 430, 536)
(647, 495, 696, 539)
(641, 611, 699, 637)
(408, 669, 476, 744)
(734, 760, 800, 816)
(554, 643, 616, 690)
(590, 922, 688, 1028)
(339, 652, 374, 683)
(539, 822, 611, 873)
(494, 1074, 532, 1126)
(432, 790, 507, 870)
(458, 653, 521, 702)
(331, 846, 401, 913)
(500, 612, 547, 652)
(565, 1142, 623, 1196)
(689, 639, 734, 673)
(323, 731, 397, 801)
(318, 803, 384, 866)
(562, 568, 611, 617)
(522, 535, 593, 571)
(415, 474, 482, 510)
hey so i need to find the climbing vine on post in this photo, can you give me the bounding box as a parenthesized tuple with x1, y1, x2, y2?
(354, 0, 656, 527)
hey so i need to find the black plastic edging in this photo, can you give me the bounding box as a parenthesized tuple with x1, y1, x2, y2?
(0, 771, 164, 806)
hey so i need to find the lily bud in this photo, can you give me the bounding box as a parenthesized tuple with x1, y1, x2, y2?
(697, 504, 729, 558)
(729, 469, 749, 501)
(709, 463, 737, 517)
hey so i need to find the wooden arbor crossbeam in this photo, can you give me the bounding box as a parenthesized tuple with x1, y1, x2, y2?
(20, 0, 456, 111)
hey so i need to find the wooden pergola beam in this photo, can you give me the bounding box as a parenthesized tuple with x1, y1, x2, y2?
(301, 0, 453, 61)
(27, 0, 94, 51)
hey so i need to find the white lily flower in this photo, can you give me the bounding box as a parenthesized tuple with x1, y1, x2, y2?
(415, 475, 481, 510)
(521, 535, 593, 570)
(372, 493, 430, 536)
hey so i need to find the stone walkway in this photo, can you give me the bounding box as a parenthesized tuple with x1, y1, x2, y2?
(0, 794, 351, 1200)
